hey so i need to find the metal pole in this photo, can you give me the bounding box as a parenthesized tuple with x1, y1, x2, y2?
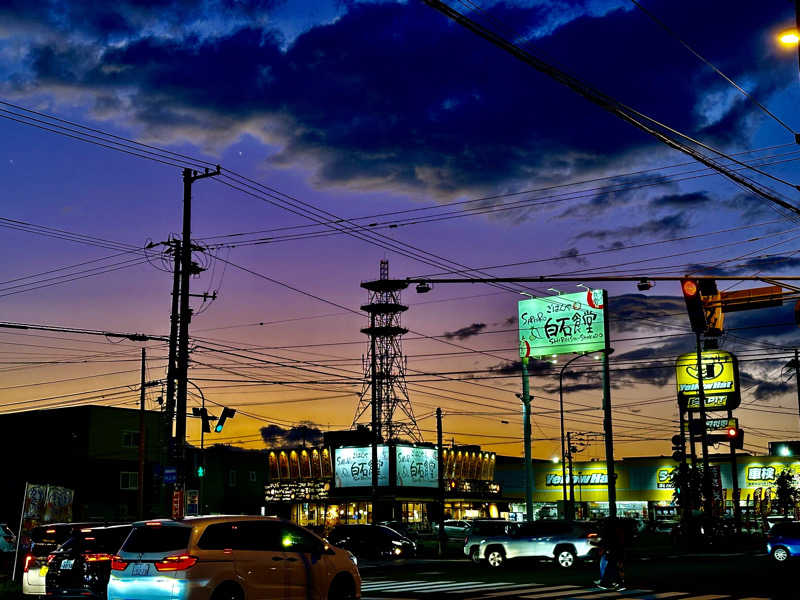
(695, 332, 714, 520)
(567, 432, 575, 519)
(728, 407, 741, 534)
(521, 357, 534, 522)
(138, 348, 146, 520)
(559, 353, 584, 521)
(794, 348, 800, 429)
(601, 290, 617, 519)
(370, 311, 379, 522)
(437, 408, 446, 556)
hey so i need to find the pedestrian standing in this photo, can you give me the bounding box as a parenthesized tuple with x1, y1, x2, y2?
(594, 518, 626, 590)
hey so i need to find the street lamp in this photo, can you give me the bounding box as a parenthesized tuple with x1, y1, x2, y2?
(779, 29, 799, 45)
(557, 351, 602, 521)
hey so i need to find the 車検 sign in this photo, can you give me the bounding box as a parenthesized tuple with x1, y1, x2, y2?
(675, 349, 741, 411)
(518, 290, 607, 358)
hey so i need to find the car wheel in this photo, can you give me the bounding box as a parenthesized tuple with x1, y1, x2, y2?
(328, 574, 357, 600)
(469, 547, 482, 564)
(555, 547, 577, 569)
(772, 547, 790, 563)
(486, 548, 505, 568)
(210, 583, 244, 600)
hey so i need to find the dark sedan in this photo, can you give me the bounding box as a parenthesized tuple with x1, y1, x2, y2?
(45, 523, 131, 599)
(327, 524, 416, 560)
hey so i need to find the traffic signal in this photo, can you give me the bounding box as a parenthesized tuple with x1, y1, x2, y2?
(671, 433, 684, 462)
(727, 427, 744, 450)
(192, 407, 212, 433)
(215, 407, 236, 433)
(680, 277, 721, 335)
(681, 278, 705, 333)
(196, 465, 205, 478)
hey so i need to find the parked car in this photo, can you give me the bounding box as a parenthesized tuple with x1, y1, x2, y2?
(108, 516, 360, 600)
(767, 521, 800, 562)
(463, 520, 512, 563)
(45, 523, 132, 599)
(23, 523, 98, 597)
(431, 519, 471, 538)
(327, 524, 416, 560)
(378, 521, 419, 542)
(477, 520, 600, 569)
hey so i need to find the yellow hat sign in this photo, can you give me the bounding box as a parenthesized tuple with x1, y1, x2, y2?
(675, 349, 740, 411)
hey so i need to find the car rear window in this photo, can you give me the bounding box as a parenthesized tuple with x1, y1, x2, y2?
(122, 525, 191, 553)
(471, 521, 509, 536)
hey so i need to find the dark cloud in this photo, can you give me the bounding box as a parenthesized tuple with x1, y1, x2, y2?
(260, 422, 323, 446)
(574, 213, 689, 242)
(740, 371, 793, 401)
(650, 192, 711, 209)
(3, 0, 793, 196)
(685, 256, 800, 277)
(608, 294, 686, 332)
(443, 322, 486, 340)
(557, 247, 587, 265)
(490, 358, 553, 376)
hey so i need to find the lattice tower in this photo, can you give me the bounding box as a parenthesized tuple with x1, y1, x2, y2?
(352, 260, 422, 443)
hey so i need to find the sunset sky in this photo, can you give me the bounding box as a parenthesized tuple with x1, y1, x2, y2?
(2, 0, 800, 462)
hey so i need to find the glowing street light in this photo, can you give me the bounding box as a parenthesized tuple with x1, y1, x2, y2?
(779, 30, 800, 45)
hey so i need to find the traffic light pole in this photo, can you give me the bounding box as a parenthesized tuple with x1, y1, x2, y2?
(728, 407, 741, 534)
(694, 332, 714, 522)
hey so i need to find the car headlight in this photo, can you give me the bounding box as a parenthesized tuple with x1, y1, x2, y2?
(346, 551, 357, 566)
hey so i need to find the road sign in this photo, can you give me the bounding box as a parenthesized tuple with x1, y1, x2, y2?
(685, 417, 738, 434)
(518, 289, 606, 358)
(171, 489, 184, 520)
(186, 489, 199, 516)
(163, 467, 177, 484)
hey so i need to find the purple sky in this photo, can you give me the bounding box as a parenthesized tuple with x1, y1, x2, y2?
(1, 0, 800, 461)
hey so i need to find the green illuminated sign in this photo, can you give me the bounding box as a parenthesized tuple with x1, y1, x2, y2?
(518, 290, 607, 358)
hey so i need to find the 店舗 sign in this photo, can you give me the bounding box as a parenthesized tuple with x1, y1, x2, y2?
(333, 446, 389, 488)
(395, 445, 438, 487)
(518, 289, 607, 358)
(675, 349, 741, 411)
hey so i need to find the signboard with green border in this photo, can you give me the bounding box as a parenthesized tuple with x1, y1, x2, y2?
(518, 289, 607, 358)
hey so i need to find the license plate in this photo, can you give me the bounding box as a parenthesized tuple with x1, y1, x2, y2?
(60, 559, 74, 570)
(131, 563, 149, 576)
(38, 566, 48, 577)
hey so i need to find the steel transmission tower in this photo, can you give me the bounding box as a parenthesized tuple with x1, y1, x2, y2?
(353, 260, 422, 443)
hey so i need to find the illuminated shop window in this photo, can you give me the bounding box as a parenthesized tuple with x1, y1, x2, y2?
(279, 452, 290, 480)
(268, 452, 280, 480)
(300, 450, 311, 478)
(321, 449, 332, 477)
(311, 449, 321, 478)
(289, 451, 301, 479)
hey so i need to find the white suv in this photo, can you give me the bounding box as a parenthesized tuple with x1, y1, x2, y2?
(108, 516, 360, 600)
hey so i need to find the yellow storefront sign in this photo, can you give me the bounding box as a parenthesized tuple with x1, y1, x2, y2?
(675, 349, 740, 411)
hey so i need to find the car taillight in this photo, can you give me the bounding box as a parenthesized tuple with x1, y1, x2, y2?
(46, 554, 55, 565)
(23, 554, 35, 573)
(84, 553, 113, 562)
(110, 556, 128, 571)
(154, 555, 197, 571)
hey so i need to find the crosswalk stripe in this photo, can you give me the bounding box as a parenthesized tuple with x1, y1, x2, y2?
(477, 584, 578, 599)
(516, 586, 596, 599)
(627, 593, 690, 599)
(675, 596, 727, 600)
(562, 590, 650, 600)
(422, 582, 520, 592)
(362, 581, 432, 590)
